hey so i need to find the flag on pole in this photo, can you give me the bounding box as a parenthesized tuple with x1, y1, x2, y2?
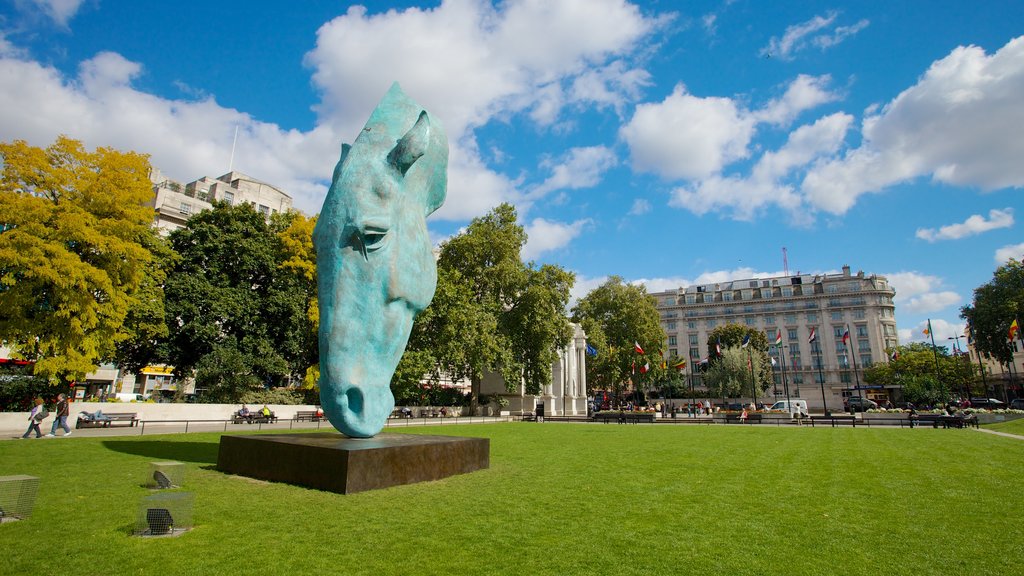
(890, 349, 899, 361)
(640, 362, 650, 374)
(772, 331, 782, 346)
(715, 338, 722, 355)
(808, 327, 817, 344)
(631, 361, 635, 374)
(770, 356, 777, 367)
(660, 358, 667, 370)
(634, 341, 645, 354)
(741, 334, 751, 348)
(841, 329, 850, 346)
(585, 343, 598, 357)
(1010, 319, 1020, 341)
(673, 358, 687, 370)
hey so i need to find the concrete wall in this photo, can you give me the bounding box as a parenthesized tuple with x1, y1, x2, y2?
(0, 403, 321, 433)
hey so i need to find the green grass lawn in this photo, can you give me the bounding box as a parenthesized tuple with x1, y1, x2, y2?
(983, 416, 1024, 436)
(2, 423, 1022, 575)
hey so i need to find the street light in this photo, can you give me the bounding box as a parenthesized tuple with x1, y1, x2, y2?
(948, 335, 971, 400)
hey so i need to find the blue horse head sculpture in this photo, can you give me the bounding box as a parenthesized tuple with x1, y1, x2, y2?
(313, 83, 447, 438)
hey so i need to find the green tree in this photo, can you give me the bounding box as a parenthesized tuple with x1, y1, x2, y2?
(961, 258, 1024, 365)
(0, 136, 161, 383)
(863, 342, 974, 401)
(429, 203, 574, 413)
(162, 203, 314, 401)
(571, 276, 664, 403)
(706, 324, 772, 394)
(704, 347, 753, 400)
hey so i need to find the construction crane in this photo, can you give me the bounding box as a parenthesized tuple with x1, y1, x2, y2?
(782, 247, 789, 276)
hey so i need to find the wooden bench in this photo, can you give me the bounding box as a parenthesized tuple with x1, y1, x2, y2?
(723, 413, 763, 424)
(293, 410, 324, 422)
(810, 415, 858, 427)
(76, 412, 139, 429)
(592, 412, 656, 424)
(911, 414, 978, 429)
(233, 411, 277, 424)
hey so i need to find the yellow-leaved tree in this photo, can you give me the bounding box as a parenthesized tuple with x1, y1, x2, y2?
(0, 136, 160, 383)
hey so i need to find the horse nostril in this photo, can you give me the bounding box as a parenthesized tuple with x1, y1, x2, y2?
(346, 387, 364, 416)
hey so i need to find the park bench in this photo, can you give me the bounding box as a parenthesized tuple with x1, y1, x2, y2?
(233, 410, 277, 424)
(723, 413, 763, 424)
(911, 414, 978, 429)
(76, 412, 139, 429)
(592, 412, 655, 424)
(293, 410, 324, 422)
(809, 415, 858, 427)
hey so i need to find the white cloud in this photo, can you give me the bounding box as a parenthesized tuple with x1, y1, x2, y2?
(620, 83, 755, 180)
(30, 0, 86, 27)
(753, 74, 840, 127)
(531, 146, 618, 197)
(628, 198, 651, 216)
(762, 12, 868, 60)
(0, 0, 665, 219)
(904, 318, 965, 344)
(995, 242, 1024, 264)
(916, 208, 1014, 242)
(885, 271, 960, 314)
(803, 36, 1024, 214)
(521, 217, 592, 261)
(670, 112, 852, 219)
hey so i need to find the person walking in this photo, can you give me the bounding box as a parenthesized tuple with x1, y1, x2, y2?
(46, 393, 72, 437)
(22, 398, 48, 438)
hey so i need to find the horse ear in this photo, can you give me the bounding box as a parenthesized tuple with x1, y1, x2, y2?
(388, 111, 429, 176)
(332, 143, 351, 184)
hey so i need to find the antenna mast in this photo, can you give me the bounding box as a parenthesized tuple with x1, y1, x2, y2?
(228, 125, 239, 172)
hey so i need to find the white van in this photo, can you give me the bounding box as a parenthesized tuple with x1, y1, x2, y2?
(769, 399, 808, 417)
(114, 392, 147, 403)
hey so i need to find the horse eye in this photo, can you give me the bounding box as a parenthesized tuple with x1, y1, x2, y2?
(362, 231, 386, 251)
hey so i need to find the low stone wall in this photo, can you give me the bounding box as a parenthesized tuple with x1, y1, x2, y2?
(0, 403, 322, 433)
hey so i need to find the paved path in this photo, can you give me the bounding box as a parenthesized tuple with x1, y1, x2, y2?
(3, 416, 511, 441)
(975, 427, 1024, 441)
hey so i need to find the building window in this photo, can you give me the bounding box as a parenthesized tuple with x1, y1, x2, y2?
(827, 284, 839, 294)
(853, 309, 866, 319)
(179, 202, 192, 215)
(745, 317, 756, 326)
(840, 371, 851, 383)
(690, 347, 700, 359)
(742, 290, 753, 300)
(807, 312, 818, 323)
(688, 321, 696, 329)
(784, 314, 796, 324)
(848, 281, 861, 292)
(859, 339, 870, 353)
(761, 288, 773, 298)
(667, 321, 676, 330)
(831, 311, 844, 321)
(764, 316, 776, 325)
(258, 204, 270, 216)
(706, 319, 716, 329)
(669, 335, 677, 346)
(685, 295, 696, 304)
(861, 354, 873, 367)
(689, 334, 699, 346)
(222, 191, 234, 204)
(788, 329, 798, 341)
(723, 292, 733, 302)
(781, 286, 793, 297)
(744, 305, 754, 313)
(856, 325, 869, 338)
(669, 348, 677, 358)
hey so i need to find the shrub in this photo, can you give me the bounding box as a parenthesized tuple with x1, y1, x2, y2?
(239, 388, 304, 405)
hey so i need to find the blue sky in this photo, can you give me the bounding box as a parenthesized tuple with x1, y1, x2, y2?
(2, 0, 1022, 350)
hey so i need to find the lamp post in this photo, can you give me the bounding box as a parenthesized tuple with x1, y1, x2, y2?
(948, 335, 971, 400)
(813, 339, 828, 415)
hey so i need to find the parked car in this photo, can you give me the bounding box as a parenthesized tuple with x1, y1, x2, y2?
(1009, 398, 1024, 410)
(769, 399, 809, 417)
(844, 396, 878, 412)
(969, 397, 1007, 409)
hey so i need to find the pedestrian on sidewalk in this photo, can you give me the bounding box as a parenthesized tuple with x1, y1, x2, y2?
(22, 398, 47, 438)
(46, 393, 72, 437)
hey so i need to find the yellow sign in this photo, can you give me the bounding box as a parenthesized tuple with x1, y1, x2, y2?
(142, 365, 174, 375)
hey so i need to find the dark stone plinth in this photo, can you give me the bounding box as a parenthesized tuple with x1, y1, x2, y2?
(216, 433, 489, 494)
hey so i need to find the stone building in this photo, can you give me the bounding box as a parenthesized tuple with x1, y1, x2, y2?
(649, 265, 898, 411)
(149, 168, 293, 235)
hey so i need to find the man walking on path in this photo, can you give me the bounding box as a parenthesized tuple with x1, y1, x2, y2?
(46, 393, 72, 437)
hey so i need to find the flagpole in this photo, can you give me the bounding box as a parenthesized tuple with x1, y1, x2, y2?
(967, 323, 989, 398)
(779, 343, 791, 413)
(847, 323, 862, 398)
(927, 319, 943, 394)
(747, 346, 756, 409)
(812, 331, 827, 415)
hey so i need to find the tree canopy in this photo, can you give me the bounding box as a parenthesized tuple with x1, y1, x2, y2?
(705, 324, 773, 394)
(0, 136, 161, 383)
(570, 276, 664, 398)
(863, 342, 975, 403)
(961, 258, 1024, 365)
(414, 203, 574, 412)
(161, 203, 316, 401)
